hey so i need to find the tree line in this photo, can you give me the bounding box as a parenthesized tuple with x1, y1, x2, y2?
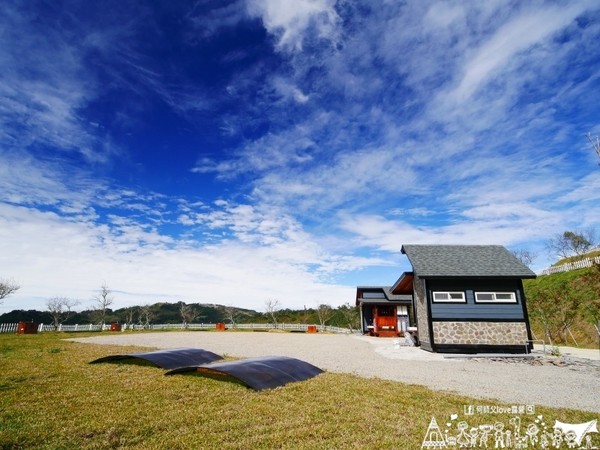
(0, 282, 360, 331)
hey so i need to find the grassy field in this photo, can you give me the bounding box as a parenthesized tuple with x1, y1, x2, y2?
(0, 332, 597, 449)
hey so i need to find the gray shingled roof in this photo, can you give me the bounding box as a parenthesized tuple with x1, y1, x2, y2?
(355, 286, 413, 303)
(400, 245, 536, 278)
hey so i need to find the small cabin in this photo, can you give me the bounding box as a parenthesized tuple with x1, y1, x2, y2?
(355, 287, 413, 337)
(356, 244, 536, 354)
(399, 244, 536, 353)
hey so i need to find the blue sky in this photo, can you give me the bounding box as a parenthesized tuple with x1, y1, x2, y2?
(1, 0, 600, 314)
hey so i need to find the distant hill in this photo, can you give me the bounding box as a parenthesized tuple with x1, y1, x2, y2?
(0, 303, 262, 326)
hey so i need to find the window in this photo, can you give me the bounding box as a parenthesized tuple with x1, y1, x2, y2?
(432, 291, 465, 303)
(475, 292, 517, 303)
(377, 306, 395, 316)
(362, 292, 385, 299)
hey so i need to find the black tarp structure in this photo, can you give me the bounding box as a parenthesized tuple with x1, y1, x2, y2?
(89, 348, 223, 369)
(165, 355, 324, 390)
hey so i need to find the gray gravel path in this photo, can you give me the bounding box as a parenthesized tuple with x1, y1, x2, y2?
(70, 332, 600, 413)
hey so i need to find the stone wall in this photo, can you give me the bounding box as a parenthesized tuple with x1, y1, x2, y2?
(413, 277, 430, 346)
(432, 321, 528, 346)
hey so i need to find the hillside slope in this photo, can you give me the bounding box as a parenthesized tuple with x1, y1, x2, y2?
(524, 264, 600, 348)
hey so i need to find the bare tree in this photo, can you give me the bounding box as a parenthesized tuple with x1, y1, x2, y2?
(222, 304, 239, 327)
(123, 306, 138, 328)
(138, 304, 154, 329)
(587, 132, 600, 164)
(46, 297, 80, 330)
(179, 302, 198, 328)
(92, 283, 114, 328)
(0, 278, 20, 304)
(316, 303, 334, 330)
(264, 298, 281, 328)
(546, 229, 596, 260)
(510, 249, 537, 267)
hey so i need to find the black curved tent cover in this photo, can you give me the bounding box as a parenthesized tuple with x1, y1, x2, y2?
(89, 348, 223, 369)
(165, 355, 324, 390)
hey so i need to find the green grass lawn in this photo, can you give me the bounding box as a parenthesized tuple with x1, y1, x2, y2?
(0, 332, 596, 449)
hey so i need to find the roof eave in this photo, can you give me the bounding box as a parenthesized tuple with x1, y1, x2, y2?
(390, 271, 414, 295)
(416, 274, 537, 279)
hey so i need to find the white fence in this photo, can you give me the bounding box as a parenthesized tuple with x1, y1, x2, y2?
(540, 255, 600, 275)
(0, 323, 109, 333)
(0, 322, 353, 334)
(0, 323, 18, 333)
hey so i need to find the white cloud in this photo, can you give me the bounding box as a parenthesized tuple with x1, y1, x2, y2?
(185, 0, 248, 40)
(0, 201, 359, 314)
(0, 4, 113, 162)
(440, 2, 595, 105)
(340, 211, 556, 256)
(388, 208, 435, 218)
(423, 3, 465, 30)
(246, 0, 340, 52)
(249, 146, 404, 211)
(272, 77, 310, 103)
(185, 2, 600, 268)
(0, 193, 384, 314)
(3, 1, 600, 316)
(558, 173, 600, 204)
(0, 150, 101, 213)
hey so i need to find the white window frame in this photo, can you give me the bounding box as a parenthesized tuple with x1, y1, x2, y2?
(432, 291, 466, 303)
(474, 292, 517, 303)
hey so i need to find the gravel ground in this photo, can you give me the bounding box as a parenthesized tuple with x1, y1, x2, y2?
(70, 332, 600, 413)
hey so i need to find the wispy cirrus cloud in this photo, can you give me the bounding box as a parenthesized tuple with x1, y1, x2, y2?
(2, 1, 600, 315)
(184, 0, 249, 41)
(444, 3, 594, 104)
(192, 1, 600, 273)
(106, 2, 600, 274)
(0, 0, 217, 171)
(0, 3, 105, 162)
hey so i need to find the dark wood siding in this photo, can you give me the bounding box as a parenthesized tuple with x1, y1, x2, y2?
(427, 278, 525, 321)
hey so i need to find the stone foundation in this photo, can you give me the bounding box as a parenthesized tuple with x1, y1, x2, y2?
(432, 321, 528, 346)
